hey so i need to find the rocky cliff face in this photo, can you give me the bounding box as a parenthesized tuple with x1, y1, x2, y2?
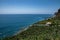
(55, 9, 60, 19)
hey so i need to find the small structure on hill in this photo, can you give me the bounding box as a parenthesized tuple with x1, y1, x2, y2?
(45, 22, 52, 26)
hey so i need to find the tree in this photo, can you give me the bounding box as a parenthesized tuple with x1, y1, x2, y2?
(58, 8, 60, 13)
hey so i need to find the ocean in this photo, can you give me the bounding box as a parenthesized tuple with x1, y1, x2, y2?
(0, 14, 53, 38)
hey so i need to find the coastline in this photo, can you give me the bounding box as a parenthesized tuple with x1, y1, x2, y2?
(13, 18, 45, 36)
(3, 17, 60, 40)
(2, 14, 57, 40)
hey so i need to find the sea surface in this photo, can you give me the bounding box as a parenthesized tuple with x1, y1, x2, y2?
(0, 14, 53, 38)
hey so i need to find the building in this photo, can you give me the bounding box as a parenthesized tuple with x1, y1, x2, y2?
(45, 22, 52, 26)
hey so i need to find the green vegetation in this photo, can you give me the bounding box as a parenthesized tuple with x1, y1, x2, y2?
(1, 9, 60, 40)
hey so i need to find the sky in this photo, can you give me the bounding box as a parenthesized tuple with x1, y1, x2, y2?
(0, 0, 60, 14)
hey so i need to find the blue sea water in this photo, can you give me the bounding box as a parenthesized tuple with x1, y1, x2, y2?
(0, 14, 53, 38)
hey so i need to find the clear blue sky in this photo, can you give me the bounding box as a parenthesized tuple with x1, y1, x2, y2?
(0, 0, 60, 14)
